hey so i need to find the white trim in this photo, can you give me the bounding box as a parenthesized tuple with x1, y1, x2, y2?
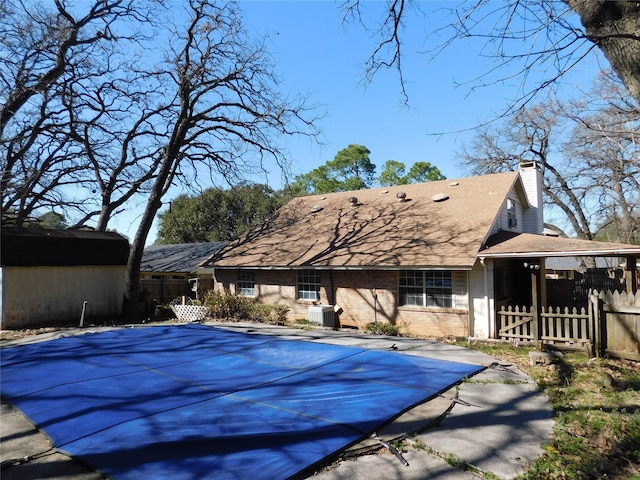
(479, 248, 640, 259)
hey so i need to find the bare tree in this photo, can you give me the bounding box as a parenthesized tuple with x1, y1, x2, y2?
(562, 72, 640, 243)
(567, 1, 640, 103)
(120, 0, 320, 319)
(0, 0, 144, 133)
(458, 103, 595, 240)
(1, 0, 321, 321)
(342, 1, 640, 107)
(459, 73, 640, 243)
(1, 0, 158, 225)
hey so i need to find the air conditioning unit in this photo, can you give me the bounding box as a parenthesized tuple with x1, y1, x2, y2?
(308, 305, 335, 327)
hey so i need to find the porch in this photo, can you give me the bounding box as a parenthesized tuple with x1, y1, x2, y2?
(478, 232, 639, 360)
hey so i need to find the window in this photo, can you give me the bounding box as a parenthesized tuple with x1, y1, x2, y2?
(237, 270, 255, 297)
(506, 198, 517, 228)
(399, 270, 453, 308)
(297, 270, 320, 300)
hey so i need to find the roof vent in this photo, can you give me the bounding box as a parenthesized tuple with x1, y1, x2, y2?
(396, 192, 407, 202)
(432, 193, 449, 202)
(310, 205, 323, 213)
(380, 189, 389, 195)
(450, 181, 459, 187)
(349, 197, 359, 207)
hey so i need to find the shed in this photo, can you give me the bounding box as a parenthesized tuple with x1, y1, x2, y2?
(1, 227, 129, 329)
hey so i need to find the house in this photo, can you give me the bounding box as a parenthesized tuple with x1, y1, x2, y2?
(544, 256, 622, 306)
(0, 227, 129, 329)
(201, 162, 640, 339)
(140, 242, 227, 304)
(545, 256, 619, 280)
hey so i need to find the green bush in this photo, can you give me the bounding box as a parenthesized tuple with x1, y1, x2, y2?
(203, 290, 252, 320)
(246, 303, 290, 324)
(364, 321, 401, 336)
(203, 290, 289, 324)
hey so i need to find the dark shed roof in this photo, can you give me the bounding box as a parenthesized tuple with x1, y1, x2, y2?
(141, 242, 228, 274)
(1, 227, 129, 267)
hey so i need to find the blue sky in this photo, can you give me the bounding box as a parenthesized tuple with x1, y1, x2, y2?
(117, 1, 605, 244)
(236, 1, 603, 185)
(240, 0, 491, 185)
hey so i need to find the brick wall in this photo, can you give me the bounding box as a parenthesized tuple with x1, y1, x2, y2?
(332, 270, 468, 337)
(212, 268, 469, 337)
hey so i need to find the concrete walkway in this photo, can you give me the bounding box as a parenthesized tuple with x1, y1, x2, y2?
(0, 322, 554, 480)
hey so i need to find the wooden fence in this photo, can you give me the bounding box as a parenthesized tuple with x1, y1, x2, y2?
(498, 306, 535, 342)
(498, 305, 590, 347)
(140, 278, 214, 304)
(498, 289, 640, 360)
(592, 290, 640, 361)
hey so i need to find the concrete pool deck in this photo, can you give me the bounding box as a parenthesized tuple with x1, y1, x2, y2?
(1, 321, 554, 480)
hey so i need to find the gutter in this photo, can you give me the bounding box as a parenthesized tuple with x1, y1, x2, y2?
(479, 248, 640, 259)
(203, 264, 476, 271)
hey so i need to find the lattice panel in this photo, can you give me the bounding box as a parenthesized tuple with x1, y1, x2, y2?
(171, 305, 209, 322)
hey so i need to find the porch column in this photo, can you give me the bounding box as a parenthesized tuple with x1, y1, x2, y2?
(531, 267, 539, 344)
(527, 258, 543, 347)
(539, 258, 547, 307)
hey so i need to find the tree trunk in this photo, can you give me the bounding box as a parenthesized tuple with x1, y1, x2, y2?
(122, 161, 173, 322)
(567, 1, 640, 103)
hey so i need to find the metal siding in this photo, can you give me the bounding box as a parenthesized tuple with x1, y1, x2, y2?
(519, 165, 544, 234)
(1, 266, 125, 329)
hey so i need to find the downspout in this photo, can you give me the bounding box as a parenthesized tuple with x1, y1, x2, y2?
(372, 287, 378, 324)
(328, 270, 335, 305)
(329, 270, 340, 328)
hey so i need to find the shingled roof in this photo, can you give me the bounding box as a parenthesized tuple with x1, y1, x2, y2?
(480, 231, 640, 258)
(206, 171, 522, 270)
(142, 242, 227, 274)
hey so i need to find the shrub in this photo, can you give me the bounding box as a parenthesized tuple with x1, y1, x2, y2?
(153, 304, 175, 321)
(247, 303, 271, 323)
(169, 296, 201, 306)
(247, 303, 290, 325)
(203, 290, 289, 324)
(203, 290, 253, 321)
(271, 304, 290, 324)
(364, 321, 401, 336)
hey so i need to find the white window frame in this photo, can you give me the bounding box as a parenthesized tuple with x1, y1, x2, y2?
(297, 269, 321, 301)
(507, 198, 517, 229)
(237, 270, 256, 297)
(399, 270, 453, 308)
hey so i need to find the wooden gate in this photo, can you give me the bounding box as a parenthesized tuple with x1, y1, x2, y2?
(498, 306, 535, 342)
(498, 305, 591, 350)
(498, 290, 640, 360)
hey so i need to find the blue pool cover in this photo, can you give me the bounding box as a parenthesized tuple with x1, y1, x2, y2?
(0, 324, 483, 479)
